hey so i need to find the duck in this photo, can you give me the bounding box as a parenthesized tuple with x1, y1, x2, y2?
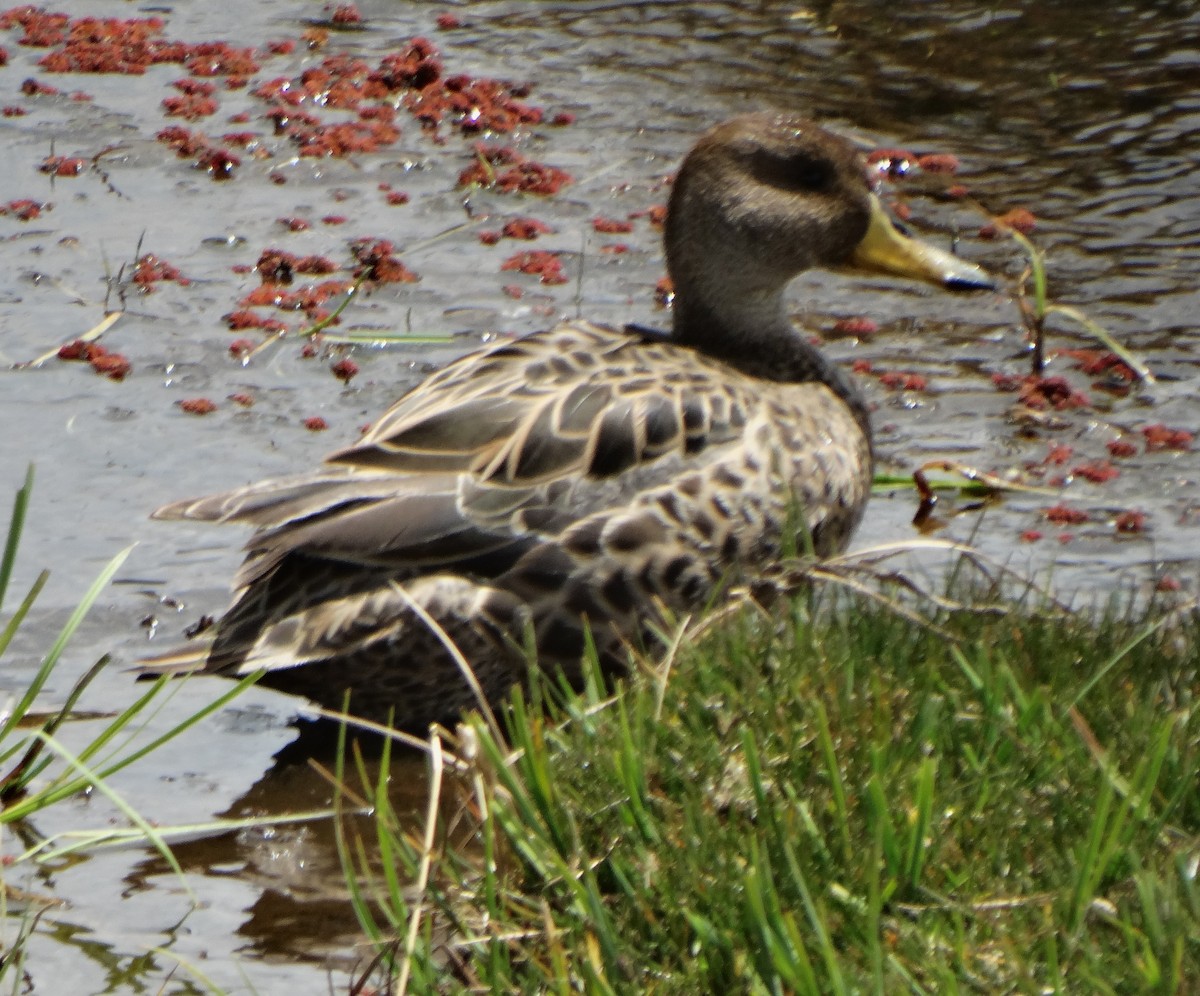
(140, 113, 993, 730)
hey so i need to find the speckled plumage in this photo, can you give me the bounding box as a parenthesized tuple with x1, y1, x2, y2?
(142, 114, 990, 729)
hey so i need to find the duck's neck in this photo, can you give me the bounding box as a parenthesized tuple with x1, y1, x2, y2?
(671, 284, 873, 444)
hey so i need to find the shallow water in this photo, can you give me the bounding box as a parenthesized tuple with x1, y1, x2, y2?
(0, 0, 1197, 990)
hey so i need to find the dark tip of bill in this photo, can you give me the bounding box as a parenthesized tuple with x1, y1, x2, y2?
(946, 272, 997, 292)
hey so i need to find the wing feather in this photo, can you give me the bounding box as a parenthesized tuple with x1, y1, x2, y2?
(155, 320, 757, 593)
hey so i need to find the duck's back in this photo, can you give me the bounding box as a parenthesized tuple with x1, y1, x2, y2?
(147, 319, 870, 727)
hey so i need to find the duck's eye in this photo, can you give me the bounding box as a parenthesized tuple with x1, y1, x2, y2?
(749, 148, 834, 192)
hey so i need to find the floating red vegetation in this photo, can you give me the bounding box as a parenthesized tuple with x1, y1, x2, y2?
(178, 397, 217, 415)
(374, 37, 441, 89)
(478, 230, 501, 245)
(1022, 443, 1071, 470)
(196, 146, 239, 179)
(225, 309, 285, 332)
(500, 249, 567, 285)
(299, 254, 339, 275)
(1059, 348, 1136, 385)
(4, 8, 263, 79)
(1155, 575, 1181, 593)
(240, 285, 284, 307)
(258, 248, 300, 285)
(1044, 504, 1089, 525)
(550, 111, 575, 127)
(593, 216, 633, 235)
(629, 204, 667, 227)
(1141, 423, 1192, 451)
(1016, 375, 1089, 411)
(156, 125, 242, 180)
(242, 35, 538, 154)
(273, 281, 352, 315)
(228, 391, 255, 407)
(2, 105, 26, 116)
(1020, 529, 1043, 543)
(1114, 510, 1146, 534)
(831, 316, 879, 338)
(501, 283, 523, 299)
(290, 114, 400, 158)
(331, 357, 358, 382)
(916, 153, 959, 174)
(89, 351, 131, 380)
(303, 415, 328, 431)
(980, 207, 1037, 239)
(879, 372, 928, 392)
(502, 217, 551, 240)
(349, 238, 419, 283)
(321, 214, 347, 225)
(56, 339, 131, 380)
(600, 243, 629, 255)
(38, 154, 85, 176)
(161, 93, 217, 119)
(156, 124, 208, 157)
(162, 79, 217, 119)
(945, 184, 969, 199)
(277, 216, 311, 232)
(20, 76, 59, 95)
(132, 253, 189, 292)
(435, 12, 462, 29)
(655, 275, 674, 307)
(1, 198, 48, 221)
(458, 143, 571, 195)
(227, 337, 256, 356)
(851, 359, 873, 374)
(330, 4, 362, 25)
(408, 73, 541, 135)
(1106, 439, 1138, 459)
(1073, 459, 1119, 484)
(385, 190, 409, 205)
(56, 339, 91, 360)
(0, 43, 6, 63)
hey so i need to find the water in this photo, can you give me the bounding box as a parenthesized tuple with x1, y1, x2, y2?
(0, 1, 1197, 990)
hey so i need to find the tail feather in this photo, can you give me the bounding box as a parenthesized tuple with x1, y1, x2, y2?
(132, 643, 213, 680)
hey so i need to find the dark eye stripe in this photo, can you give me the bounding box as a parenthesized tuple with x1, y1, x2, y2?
(748, 148, 834, 192)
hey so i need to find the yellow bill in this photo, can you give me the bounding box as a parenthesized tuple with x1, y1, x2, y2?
(848, 195, 994, 290)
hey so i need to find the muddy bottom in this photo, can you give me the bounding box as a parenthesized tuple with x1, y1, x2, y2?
(0, 0, 1197, 991)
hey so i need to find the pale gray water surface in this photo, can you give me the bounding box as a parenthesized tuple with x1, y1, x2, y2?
(0, 1, 1197, 990)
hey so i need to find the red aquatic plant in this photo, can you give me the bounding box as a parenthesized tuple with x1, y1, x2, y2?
(1141, 423, 1192, 451)
(980, 207, 1037, 239)
(593, 216, 633, 234)
(1114, 510, 1146, 534)
(500, 249, 567, 285)
(1044, 504, 1088, 525)
(502, 217, 551, 240)
(132, 253, 189, 292)
(1072, 460, 1119, 484)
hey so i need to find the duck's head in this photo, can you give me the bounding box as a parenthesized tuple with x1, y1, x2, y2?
(665, 113, 993, 348)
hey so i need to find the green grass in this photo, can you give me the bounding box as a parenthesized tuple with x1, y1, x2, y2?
(0, 467, 268, 991)
(343, 586, 1200, 994)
